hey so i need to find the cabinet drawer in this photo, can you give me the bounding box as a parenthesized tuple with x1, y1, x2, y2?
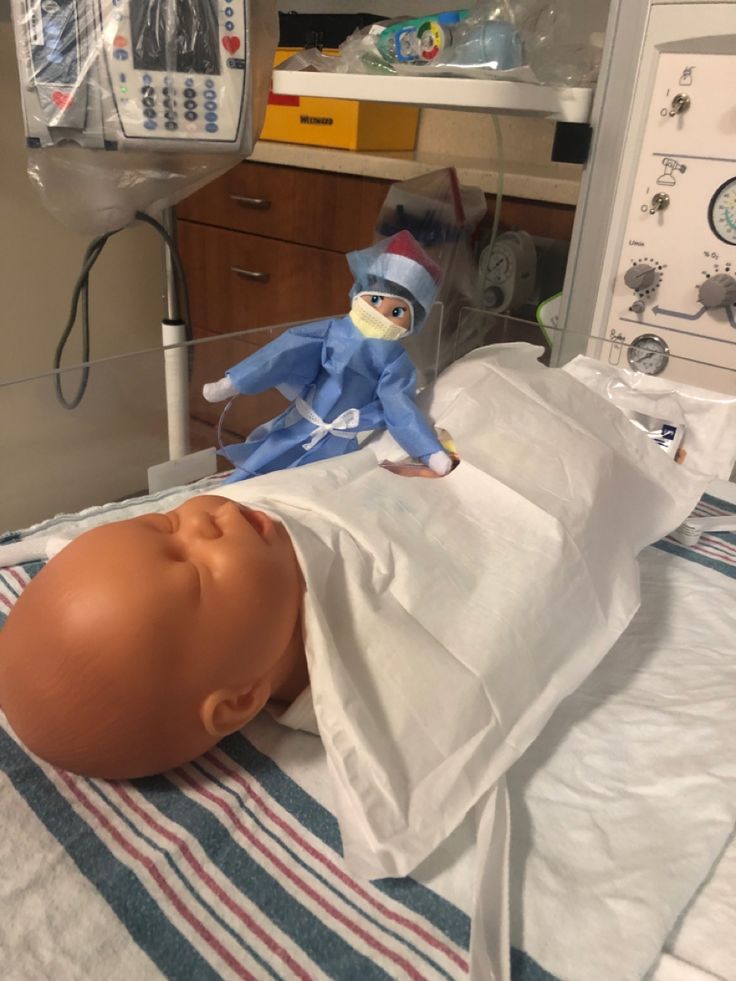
(177, 161, 389, 251)
(179, 220, 354, 335)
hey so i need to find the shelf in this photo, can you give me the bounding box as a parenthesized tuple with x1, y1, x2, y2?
(270, 70, 594, 124)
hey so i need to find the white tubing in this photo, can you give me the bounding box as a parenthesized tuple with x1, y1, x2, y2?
(671, 513, 736, 546)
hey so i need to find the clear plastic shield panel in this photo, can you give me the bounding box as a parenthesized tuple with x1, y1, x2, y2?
(1, 345, 170, 531)
(2, 312, 734, 534)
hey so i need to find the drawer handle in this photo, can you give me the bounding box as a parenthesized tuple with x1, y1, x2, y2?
(230, 194, 271, 210)
(231, 265, 270, 283)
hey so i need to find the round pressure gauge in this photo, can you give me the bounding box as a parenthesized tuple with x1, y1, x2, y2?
(478, 230, 536, 313)
(486, 248, 511, 285)
(626, 333, 670, 375)
(708, 177, 736, 245)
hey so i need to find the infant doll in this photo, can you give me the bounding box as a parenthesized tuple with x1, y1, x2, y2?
(0, 495, 309, 779)
(0, 343, 703, 889)
(0, 441, 451, 781)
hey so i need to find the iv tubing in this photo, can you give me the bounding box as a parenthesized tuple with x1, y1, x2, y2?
(487, 114, 505, 258)
(53, 211, 192, 418)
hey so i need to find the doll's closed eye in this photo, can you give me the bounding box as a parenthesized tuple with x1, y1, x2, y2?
(140, 513, 176, 534)
(139, 513, 198, 575)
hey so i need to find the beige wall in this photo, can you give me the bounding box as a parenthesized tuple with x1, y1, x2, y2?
(0, 23, 168, 530)
(0, 24, 165, 379)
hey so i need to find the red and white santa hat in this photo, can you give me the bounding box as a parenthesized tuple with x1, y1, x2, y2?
(349, 230, 443, 328)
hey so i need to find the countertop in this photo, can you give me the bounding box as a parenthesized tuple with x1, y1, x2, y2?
(249, 109, 583, 206)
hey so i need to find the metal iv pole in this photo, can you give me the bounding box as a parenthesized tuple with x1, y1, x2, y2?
(161, 207, 191, 460)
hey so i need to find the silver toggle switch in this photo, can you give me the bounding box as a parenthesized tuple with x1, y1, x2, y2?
(649, 192, 670, 214)
(669, 93, 691, 116)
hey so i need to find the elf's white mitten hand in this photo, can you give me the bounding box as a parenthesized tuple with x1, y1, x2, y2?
(202, 377, 238, 403)
(427, 451, 452, 476)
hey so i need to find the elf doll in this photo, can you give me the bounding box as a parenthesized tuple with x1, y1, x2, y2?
(203, 229, 452, 480)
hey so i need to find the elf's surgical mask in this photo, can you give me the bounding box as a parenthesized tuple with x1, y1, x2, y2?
(350, 293, 413, 341)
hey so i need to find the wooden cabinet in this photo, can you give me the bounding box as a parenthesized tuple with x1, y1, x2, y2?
(177, 161, 391, 252)
(178, 222, 354, 335)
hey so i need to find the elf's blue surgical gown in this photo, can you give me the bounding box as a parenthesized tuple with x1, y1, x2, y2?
(222, 314, 444, 480)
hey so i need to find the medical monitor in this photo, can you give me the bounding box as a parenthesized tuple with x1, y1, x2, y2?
(98, 0, 246, 146)
(12, 0, 276, 151)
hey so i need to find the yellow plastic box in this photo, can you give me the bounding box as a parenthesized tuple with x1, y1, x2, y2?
(261, 49, 420, 152)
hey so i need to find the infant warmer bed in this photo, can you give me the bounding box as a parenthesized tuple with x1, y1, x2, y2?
(1, 330, 735, 981)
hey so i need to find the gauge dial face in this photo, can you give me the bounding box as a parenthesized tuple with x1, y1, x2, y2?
(487, 248, 512, 285)
(626, 334, 670, 375)
(708, 177, 736, 245)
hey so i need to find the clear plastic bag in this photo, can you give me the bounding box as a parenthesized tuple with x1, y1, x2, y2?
(277, 1, 609, 86)
(10, 0, 278, 233)
(373, 168, 486, 386)
(366, 5, 524, 76)
(510, 0, 608, 86)
(563, 355, 736, 479)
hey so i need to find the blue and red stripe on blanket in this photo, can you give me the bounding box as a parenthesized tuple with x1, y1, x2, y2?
(654, 492, 736, 579)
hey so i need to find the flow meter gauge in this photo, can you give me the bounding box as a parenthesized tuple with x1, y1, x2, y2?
(708, 177, 736, 246)
(479, 230, 536, 313)
(626, 333, 670, 375)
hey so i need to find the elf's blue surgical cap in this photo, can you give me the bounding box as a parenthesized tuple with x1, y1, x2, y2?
(347, 230, 442, 333)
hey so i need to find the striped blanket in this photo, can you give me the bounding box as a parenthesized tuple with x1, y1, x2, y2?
(1, 492, 734, 981)
(0, 723, 471, 980)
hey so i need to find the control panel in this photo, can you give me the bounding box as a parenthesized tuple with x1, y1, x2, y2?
(12, 0, 266, 151)
(99, 0, 247, 145)
(603, 46, 736, 388)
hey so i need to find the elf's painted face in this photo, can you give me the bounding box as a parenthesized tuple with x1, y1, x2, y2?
(350, 292, 414, 341)
(365, 294, 413, 329)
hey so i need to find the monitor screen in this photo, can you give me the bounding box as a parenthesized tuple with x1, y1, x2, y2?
(130, 0, 221, 75)
(31, 0, 79, 86)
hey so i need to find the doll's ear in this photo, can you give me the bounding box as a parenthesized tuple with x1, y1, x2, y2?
(200, 683, 270, 738)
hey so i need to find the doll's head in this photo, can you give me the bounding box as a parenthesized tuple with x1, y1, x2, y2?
(348, 230, 442, 338)
(0, 496, 305, 779)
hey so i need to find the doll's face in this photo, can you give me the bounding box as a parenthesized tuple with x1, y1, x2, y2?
(68, 495, 302, 686)
(112, 495, 300, 669)
(0, 495, 304, 778)
(363, 293, 413, 330)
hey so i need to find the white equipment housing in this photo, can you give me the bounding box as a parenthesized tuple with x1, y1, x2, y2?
(559, 0, 736, 394)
